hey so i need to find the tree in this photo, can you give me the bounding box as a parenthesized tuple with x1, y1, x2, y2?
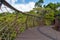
(35, 0, 44, 7)
(45, 3, 57, 10)
(45, 3, 60, 10)
(56, 3, 60, 7)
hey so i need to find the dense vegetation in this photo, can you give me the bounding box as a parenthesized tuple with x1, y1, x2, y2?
(0, 0, 60, 40)
(0, 12, 41, 40)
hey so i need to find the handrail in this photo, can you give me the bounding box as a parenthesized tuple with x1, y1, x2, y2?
(0, 0, 42, 40)
(2, 0, 41, 18)
(0, 13, 41, 40)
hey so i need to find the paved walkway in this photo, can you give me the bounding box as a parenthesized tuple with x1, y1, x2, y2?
(15, 26, 60, 40)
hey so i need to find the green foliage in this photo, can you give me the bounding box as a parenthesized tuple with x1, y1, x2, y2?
(35, 0, 44, 7)
(31, 7, 55, 25)
(44, 8, 54, 25)
(45, 3, 57, 10)
(0, 1, 60, 40)
(0, 12, 40, 40)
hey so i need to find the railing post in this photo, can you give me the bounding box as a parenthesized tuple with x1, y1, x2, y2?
(33, 16, 35, 27)
(25, 15, 28, 29)
(39, 18, 40, 26)
(14, 12, 19, 34)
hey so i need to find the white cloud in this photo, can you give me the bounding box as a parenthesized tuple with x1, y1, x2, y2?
(6, 0, 17, 4)
(6, 0, 35, 12)
(0, 4, 14, 13)
(0, 0, 35, 13)
(13, 2, 35, 12)
(0, 0, 17, 13)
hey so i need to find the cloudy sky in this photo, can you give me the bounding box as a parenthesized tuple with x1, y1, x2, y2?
(3, 0, 60, 12)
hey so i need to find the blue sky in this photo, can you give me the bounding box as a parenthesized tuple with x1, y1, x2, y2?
(15, 0, 37, 4)
(43, 0, 60, 5)
(15, 0, 60, 5)
(5, 0, 60, 12)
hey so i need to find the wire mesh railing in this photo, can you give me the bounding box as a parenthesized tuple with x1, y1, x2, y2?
(0, 0, 59, 40)
(0, 1, 42, 39)
(0, 12, 41, 40)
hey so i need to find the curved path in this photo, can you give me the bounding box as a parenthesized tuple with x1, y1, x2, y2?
(15, 26, 60, 40)
(1, 1, 60, 40)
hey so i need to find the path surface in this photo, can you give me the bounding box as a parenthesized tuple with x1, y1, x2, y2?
(15, 26, 60, 40)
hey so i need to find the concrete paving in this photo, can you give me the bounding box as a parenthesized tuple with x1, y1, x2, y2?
(15, 26, 60, 40)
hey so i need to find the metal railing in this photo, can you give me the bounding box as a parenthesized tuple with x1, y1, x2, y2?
(0, 12, 41, 40)
(0, 1, 42, 39)
(0, 0, 56, 40)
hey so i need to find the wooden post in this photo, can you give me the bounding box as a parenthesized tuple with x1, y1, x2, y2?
(14, 12, 19, 34)
(25, 15, 28, 29)
(33, 16, 35, 27)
